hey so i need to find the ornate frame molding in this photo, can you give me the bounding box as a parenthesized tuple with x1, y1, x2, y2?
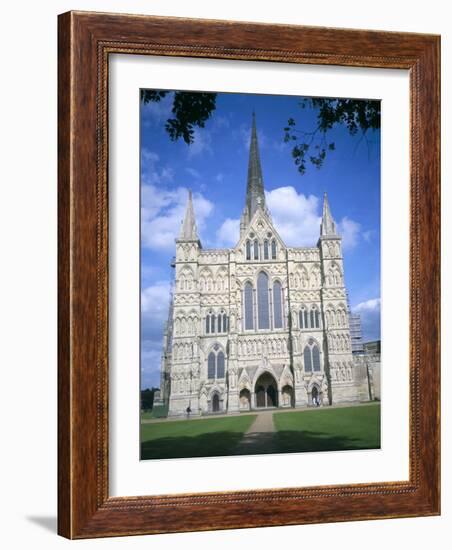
(58, 11, 440, 538)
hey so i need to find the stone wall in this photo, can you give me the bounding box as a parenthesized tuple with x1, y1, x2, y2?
(352, 354, 381, 402)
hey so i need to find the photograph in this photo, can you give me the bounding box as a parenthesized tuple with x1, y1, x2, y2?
(139, 89, 382, 460)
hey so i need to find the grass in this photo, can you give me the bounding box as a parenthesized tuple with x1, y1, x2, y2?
(273, 403, 380, 453)
(141, 414, 256, 460)
(140, 403, 381, 460)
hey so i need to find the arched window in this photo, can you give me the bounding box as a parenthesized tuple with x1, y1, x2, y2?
(246, 240, 251, 261)
(257, 272, 270, 329)
(304, 339, 321, 373)
(315, 309, 320, 328)
(217, 351, 225, 378)
(312, 345, 321, 371)
(205, 315, 210, 334)
(264, 240, 269, 260)
(299, 309, 305, 329)
(304, 346, 312, 372)
(244, 282, 254, 330)
(271, 239, 277, 259)
(207, 347, 226, 379)
(273, 281, 283, 329)
(310, 309, 315, 328)
(207, 352, 216, 378)
(210, 314, 216, 334)
(222, 313, 228, 333)
(253, 239, 259, 260)
(304, 309, 309, 328)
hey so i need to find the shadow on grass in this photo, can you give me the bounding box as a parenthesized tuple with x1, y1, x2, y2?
(141, 428, 380, 460)
(274, 429, 381, 454)
(141, 430, 247, 460)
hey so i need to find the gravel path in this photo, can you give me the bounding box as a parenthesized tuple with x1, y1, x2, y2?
(232, 411, 279, 455)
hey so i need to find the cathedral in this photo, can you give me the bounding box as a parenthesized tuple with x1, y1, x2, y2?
(158, 114, 369, 417)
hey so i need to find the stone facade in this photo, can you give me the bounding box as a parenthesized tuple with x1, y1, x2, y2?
(158, 115, 373, 417)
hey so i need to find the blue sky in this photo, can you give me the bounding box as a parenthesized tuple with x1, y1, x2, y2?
(140, 91, 381, 389)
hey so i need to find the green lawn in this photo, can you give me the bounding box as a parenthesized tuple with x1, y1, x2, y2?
(141, 414, 256, 460)
(140, 404, 380, 460)
(273, 403, 380, 453)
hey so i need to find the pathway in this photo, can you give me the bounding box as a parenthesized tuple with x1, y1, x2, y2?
(232, 410, 279, 455)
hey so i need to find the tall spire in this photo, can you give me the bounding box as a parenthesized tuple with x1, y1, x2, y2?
(245, 112, 266, 220)
(179, 190, 199, 241)
(320, 192, 337, 236)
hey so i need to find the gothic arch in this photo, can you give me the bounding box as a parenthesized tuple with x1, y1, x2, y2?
(178, 265, 195, 291)
(310, 264, 321, 288)
(238, 370, 252, 392)
(307, 374, 322, 393)
(208, 384, 224, 399)
(254, 370, 279, 408)
(252, 364, 281, 392)
(327, 262, 343, 286)
(293, 265, 309, 289)
(279, 364, 294, 389)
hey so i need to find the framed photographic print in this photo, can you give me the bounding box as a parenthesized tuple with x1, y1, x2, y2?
(58, 11, 440, 538)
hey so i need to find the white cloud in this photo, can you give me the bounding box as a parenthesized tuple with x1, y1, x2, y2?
(185, 167, 201, 179)
(187, 127, 212, 158)
(213, 115, 230, 129)
(273, 139, 288, 153)
(353, 298, 381, 342)
(265, 186, 321, 246)
(337, 216, 361, 250)
(354, 298, 381, 313)
(141, 148, 174, 186)
(141, 185, 214, 250)
(363, 229, 375, 243)
(216, 218, 240, 247)
(141, 92, 173, 125)
(141, 280, 173, 389)
(142, 280, 172, 317)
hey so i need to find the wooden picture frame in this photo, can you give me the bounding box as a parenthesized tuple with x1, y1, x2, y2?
(58, 11, 440, 539)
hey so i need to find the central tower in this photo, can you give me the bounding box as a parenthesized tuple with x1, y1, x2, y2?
(240, 113, 269, 236)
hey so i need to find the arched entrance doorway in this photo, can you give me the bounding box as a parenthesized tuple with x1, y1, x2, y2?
(255, 372, 278, 408)
(281, 385, 294, 407)
(212, 392, 220, 412)
(311, 385, 320, 407)
(239, 388, 251, 410)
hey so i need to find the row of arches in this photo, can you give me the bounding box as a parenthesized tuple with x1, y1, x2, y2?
(245, 238, 277, 261)
(299, 306, 321, 330)
(325, 304, 348, 328)
(177, 266, 229, 293)
(237, 337, 289, 357)
(174, 315, 199, 336)
(199, 267, 228, 293)
(290, 264, 321, 289)
(171, 372, 192, 394)
(326, 264, 343, 287)
(243, 272, 284, 331)
(328, 333, 351, 353)
(172, 342, 194, 361)
(330, 362, 354, 381)
(324, 240, 341, 258)
(205, 311, 228, 334)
